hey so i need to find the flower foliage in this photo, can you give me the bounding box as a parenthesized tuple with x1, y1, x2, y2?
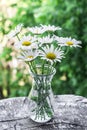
(8, 24, 81, 74)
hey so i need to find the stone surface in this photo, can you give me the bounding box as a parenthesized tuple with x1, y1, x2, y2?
(0, 95, 87, 130)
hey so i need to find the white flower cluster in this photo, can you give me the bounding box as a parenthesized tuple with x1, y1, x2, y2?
(8, 24, 81, 67)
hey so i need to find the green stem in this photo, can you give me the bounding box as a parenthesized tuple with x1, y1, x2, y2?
(28, 62, 34, 73)
(16, 34, 20, 41)
(47, 64, 51, 75)
(42, 60, 46, 74)
(31, 61, 37, 74)
(65, 46, 70, 55)
(28, 61, 37, 74)
(53, 62, 56, 68)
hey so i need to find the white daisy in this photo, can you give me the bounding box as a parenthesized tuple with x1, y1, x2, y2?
(14, 35, 38, 50)
(38, 35, 54, 46)
(55, 36, 81, 47)
(40, 45, 64, 64)
(27, 26, 46, 34)
(7, 23, 23, 39)
(40, 24, 61, 32)
(18, 49, 39, 62)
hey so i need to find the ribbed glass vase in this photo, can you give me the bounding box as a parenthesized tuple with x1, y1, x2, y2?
(28, 65, 56, 123)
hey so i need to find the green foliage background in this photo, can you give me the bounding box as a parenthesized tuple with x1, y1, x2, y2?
(0, 0, 87, 98)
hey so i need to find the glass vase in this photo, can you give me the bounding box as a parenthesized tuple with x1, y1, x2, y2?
(28, 65, 56, 123)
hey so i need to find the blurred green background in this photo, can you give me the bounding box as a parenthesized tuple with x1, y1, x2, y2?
(0, 0, 87, 99)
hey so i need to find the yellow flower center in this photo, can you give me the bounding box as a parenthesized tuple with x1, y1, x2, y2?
(46, 52, 56, 60)
(22, 41, 31, 46)
(66, 41, 73, 46)
(27, 55, 34, 59)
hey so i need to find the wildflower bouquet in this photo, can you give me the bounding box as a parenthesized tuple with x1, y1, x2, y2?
(8, 24, 81, 123)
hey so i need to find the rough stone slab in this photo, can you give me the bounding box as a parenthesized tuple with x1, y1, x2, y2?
(0, 95, 87, 130)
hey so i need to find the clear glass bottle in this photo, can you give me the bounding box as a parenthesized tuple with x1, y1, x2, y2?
(28, 65, 56, 123)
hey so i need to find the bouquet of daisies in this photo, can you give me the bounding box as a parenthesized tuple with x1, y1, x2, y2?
(8, 24, 81, 123)
(8, 24, 81, 74)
